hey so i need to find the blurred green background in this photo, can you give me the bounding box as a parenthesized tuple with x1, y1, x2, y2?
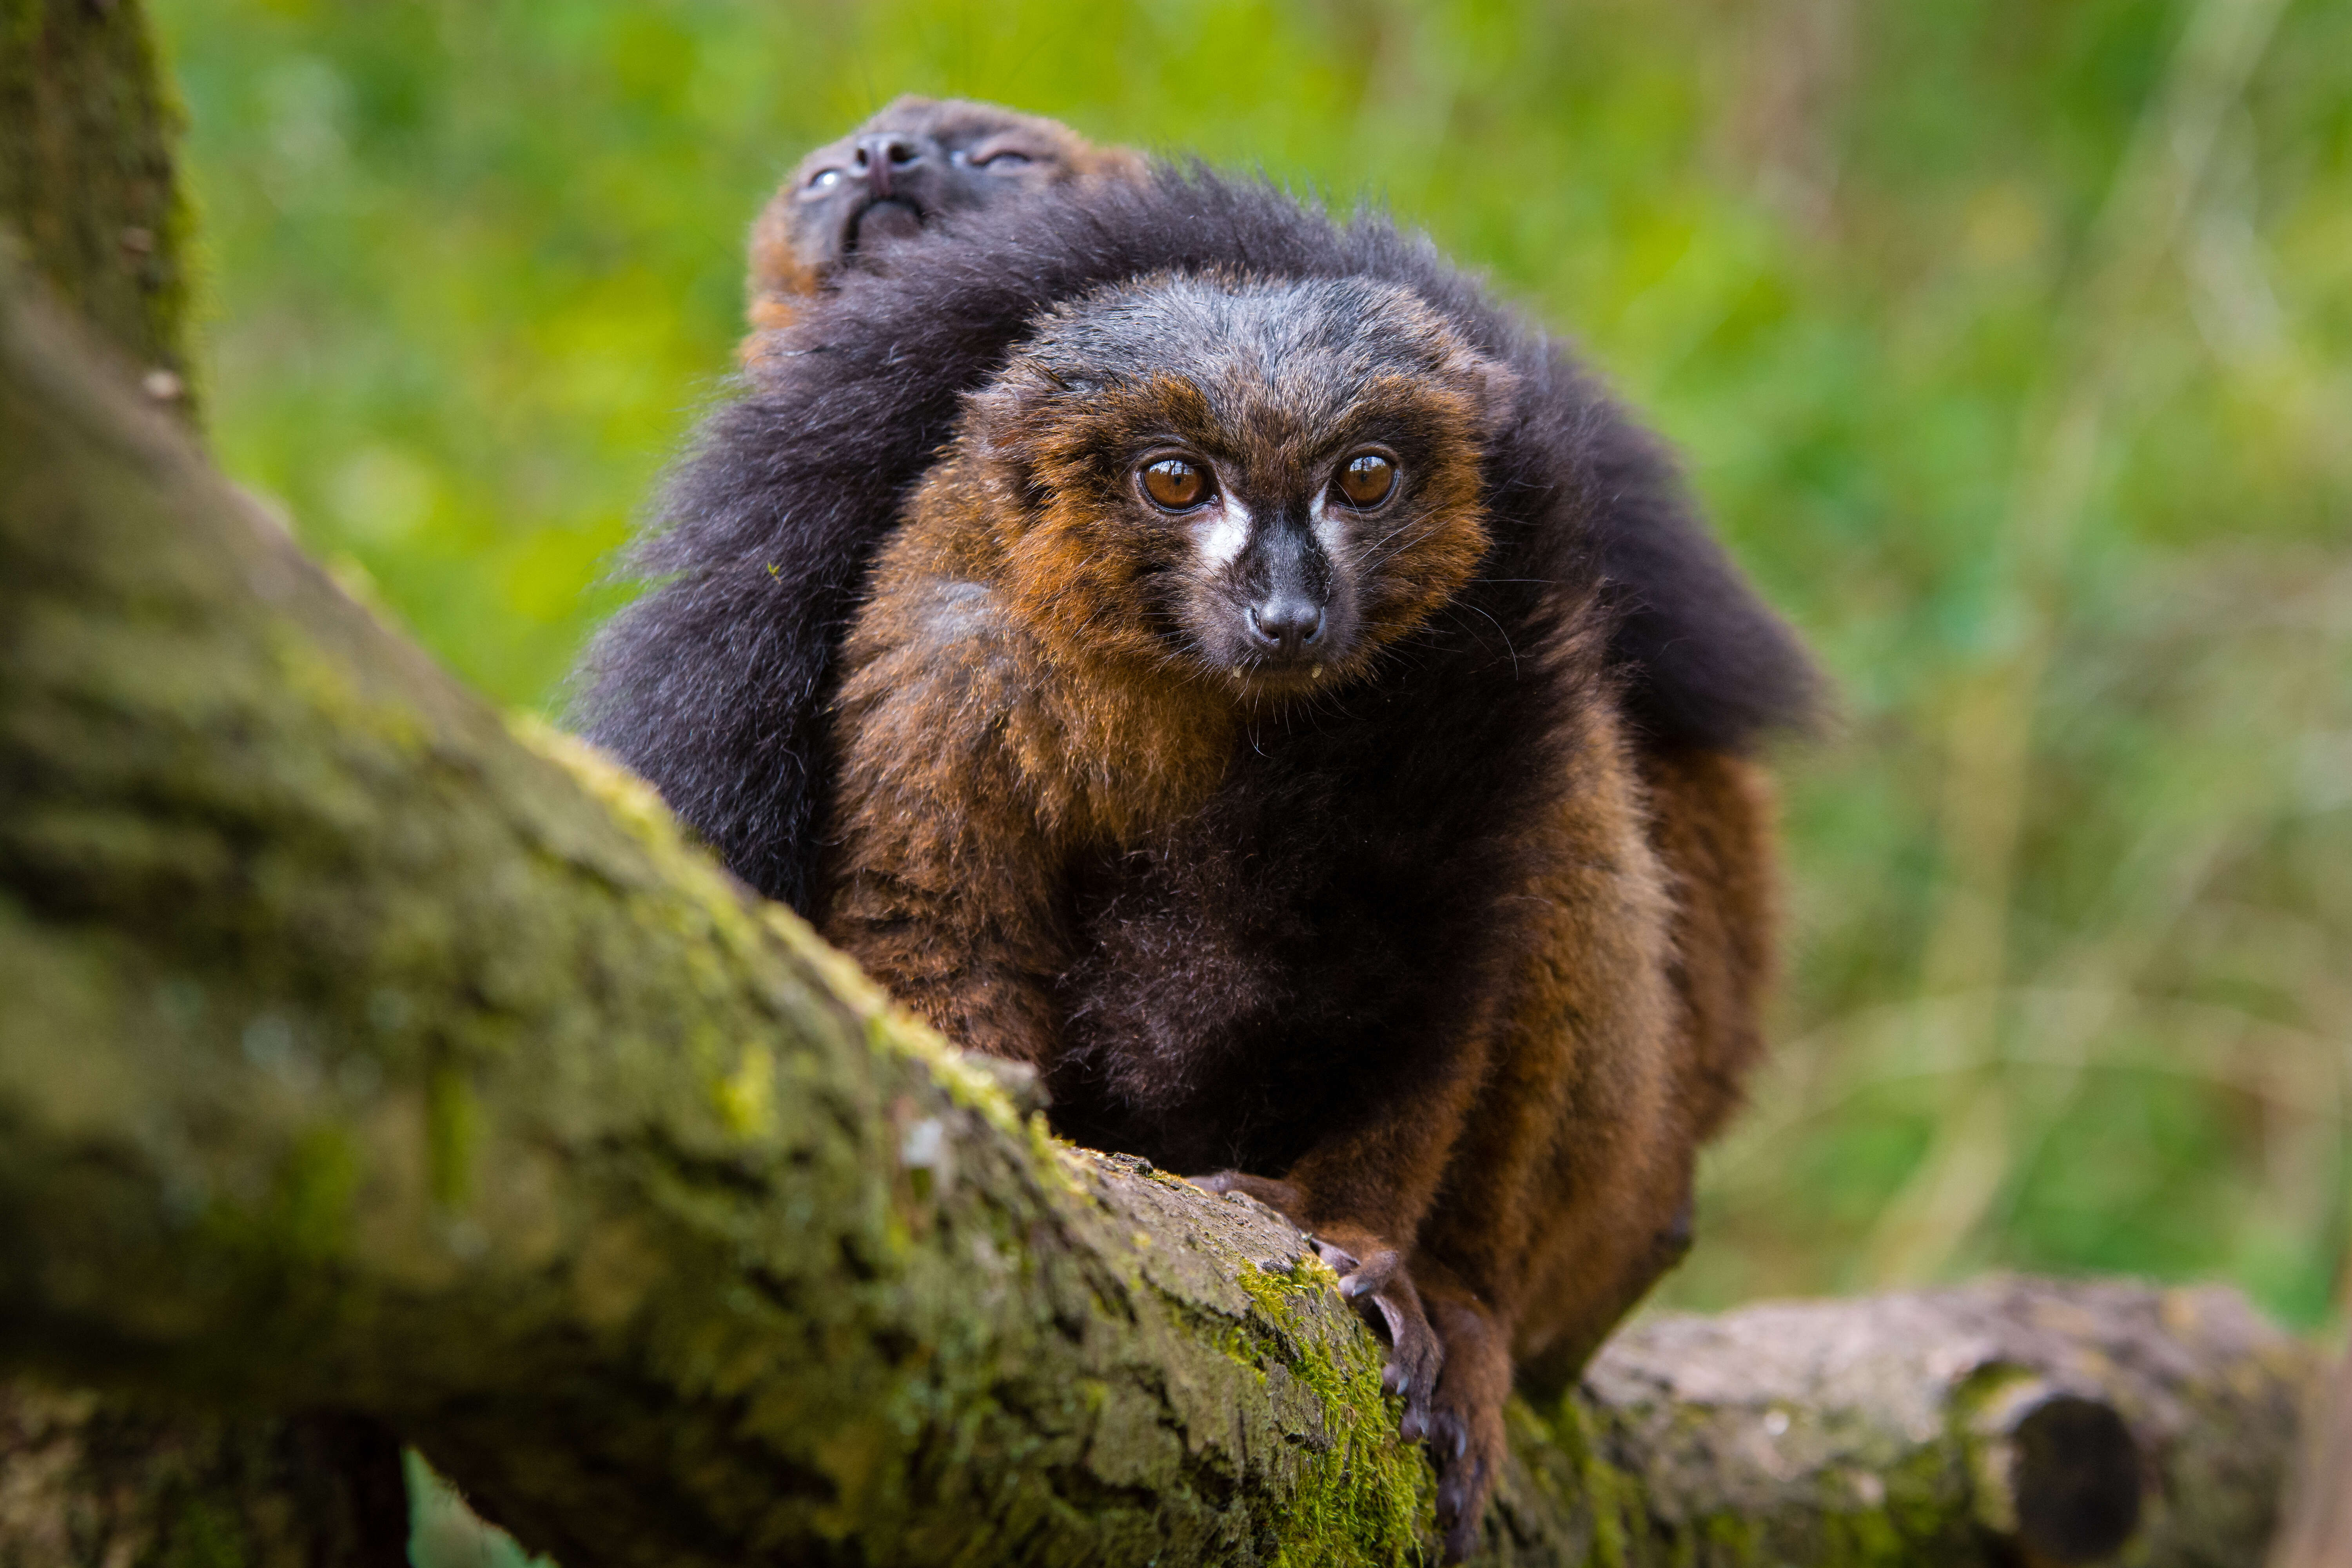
(152, 0, 2349, 1343)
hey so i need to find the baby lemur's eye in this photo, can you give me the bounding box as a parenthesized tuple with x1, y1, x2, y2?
(976, 150, 1033, 170)
(805, 167, 844, 193)
(1334, 452, 1397, 508)
(1141, 457, 1213, 511)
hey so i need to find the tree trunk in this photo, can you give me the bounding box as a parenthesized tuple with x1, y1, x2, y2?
(1, 9, 401, 1565)
(0, 250, 2312, 1566)
(1589, 1277, 2302, 1567)
(0, 0, 192, 408)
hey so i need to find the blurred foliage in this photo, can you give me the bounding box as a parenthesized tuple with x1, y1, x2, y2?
(152, 0, 2350, 1345)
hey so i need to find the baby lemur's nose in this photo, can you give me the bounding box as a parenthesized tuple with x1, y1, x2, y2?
(853, 133, 922, 198)
(1248, 596, 1326, 655)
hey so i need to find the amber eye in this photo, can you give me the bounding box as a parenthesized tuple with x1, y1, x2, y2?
(1142, 457, 1212, 511)
(1334, 452, 1397, 508)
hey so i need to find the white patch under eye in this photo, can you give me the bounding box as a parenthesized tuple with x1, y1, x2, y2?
(1308, 490, 1349, 553)
(1195, 498, 1252, 570)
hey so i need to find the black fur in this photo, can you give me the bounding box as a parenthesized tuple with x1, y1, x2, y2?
(1045, 593, 1613, 1182)
(574, 165, 1815, 911)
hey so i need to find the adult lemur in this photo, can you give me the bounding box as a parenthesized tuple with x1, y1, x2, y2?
(579, 159, 1813, 1558)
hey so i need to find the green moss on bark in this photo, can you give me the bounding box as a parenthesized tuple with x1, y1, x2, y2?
(1232, 1257, 1432, 1566)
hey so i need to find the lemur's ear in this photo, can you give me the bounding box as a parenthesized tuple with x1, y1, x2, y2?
(1465, 352, 1522, 440)
(958, 361, 1065, 474)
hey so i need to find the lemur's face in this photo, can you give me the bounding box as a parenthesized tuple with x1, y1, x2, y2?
(974, 275, 1515, 698)
(783, 97, 1080, 273)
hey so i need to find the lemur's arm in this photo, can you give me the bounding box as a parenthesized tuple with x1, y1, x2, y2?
(1196, 1024, 1495, 1435)
(820, 576, 1071, 1067)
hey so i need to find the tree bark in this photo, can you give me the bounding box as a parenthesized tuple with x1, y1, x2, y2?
(0, 253, 2313, 1566)
(1590, 1277, 2303, 1567)
(0, 1387, 409, 1568)
(0, 0, 192, 408)
(2267, 1346, 2352, 1568)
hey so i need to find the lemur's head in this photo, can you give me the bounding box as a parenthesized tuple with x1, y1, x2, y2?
(964, 272, 1517, 699)
(747, 97, 1140, 334)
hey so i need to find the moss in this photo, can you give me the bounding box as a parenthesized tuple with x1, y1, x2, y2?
(127, 0, 195, 388)
(714, 1042, 775, 1138)
(1698, 1511, 1763, 1560)
(515, 716, 1036, 1146)
(1545, 1397, 1645, 1567)
(1227, 1256, 1430, 1568)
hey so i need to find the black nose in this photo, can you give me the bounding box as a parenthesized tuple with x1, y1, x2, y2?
(1247, 596, 1325, 656)
(853, 133, 922, 199)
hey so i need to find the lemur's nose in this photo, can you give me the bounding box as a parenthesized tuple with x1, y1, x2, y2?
(853, 133, 922, 198)
(1248, 596, 1326, 656)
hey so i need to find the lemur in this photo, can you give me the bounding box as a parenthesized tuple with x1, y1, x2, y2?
(579, 166, 1813, 1559)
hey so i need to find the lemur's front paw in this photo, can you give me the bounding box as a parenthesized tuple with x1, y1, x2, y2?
(1190, 1170, 1303, 1216)
(1189, 1175, 1444, 1434)
(1422, 1291, 1511, 1563)
(1312, 1234, 1443, 1439)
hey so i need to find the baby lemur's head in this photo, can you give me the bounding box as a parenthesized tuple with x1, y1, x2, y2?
(747, 96, 1142, 335)
(964, 272, 1517, 698)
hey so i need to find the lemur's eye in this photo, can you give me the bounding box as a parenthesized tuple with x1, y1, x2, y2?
(1141, 458, 1212, 511)
(1334, 452, 1397, 508)
(805, 167, 845, 192)
(976, 150, 1033, 170)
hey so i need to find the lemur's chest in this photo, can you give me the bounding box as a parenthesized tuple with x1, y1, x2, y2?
(1003, 646, 1238, 848)
(1039, 748, 1508, 1174)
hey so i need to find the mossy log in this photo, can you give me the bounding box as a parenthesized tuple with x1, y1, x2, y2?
(0, 252, 2314, 1566)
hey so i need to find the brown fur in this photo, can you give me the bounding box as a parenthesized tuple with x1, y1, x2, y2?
(1643, 746, 1780, 1143)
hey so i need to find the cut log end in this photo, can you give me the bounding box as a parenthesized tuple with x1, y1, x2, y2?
(1968, 1380, 2142, 1563)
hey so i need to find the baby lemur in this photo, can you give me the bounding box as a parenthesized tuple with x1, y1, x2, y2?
(580, 167, 1812, 1558)
(743, 95, 1142, 341)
